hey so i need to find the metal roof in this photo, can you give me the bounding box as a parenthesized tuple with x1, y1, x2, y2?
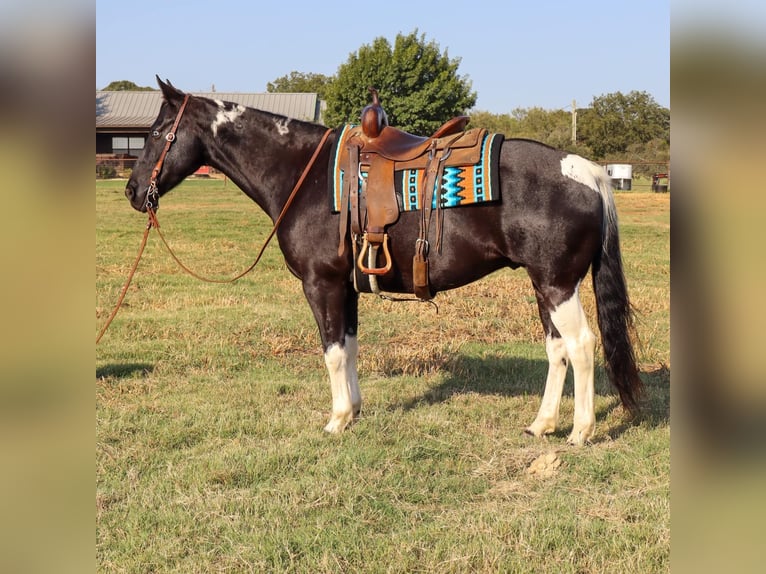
(96, 91, 323, 129)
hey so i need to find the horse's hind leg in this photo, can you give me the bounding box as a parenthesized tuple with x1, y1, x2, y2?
(525, 309, 568, 437)
(527, 281, 596, 445)
(550, 283, 596, 445)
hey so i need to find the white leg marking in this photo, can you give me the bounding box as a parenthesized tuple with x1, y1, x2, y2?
(211, 102, 246, 137)
(323, 340, 355, 433)
(549, 285, 596, 445)
(526, 334, 568, 437)
(345, 335, 362, 416)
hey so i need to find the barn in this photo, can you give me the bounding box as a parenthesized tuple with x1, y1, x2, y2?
(96, 90, 324, 174)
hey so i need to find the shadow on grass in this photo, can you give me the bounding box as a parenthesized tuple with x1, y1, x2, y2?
(637, 363, 671, 425)
(391, 353, 670, 436)
(97, 363, 154, 380)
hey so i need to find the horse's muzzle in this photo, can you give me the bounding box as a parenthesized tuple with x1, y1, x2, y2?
(124, 180, 155, 212)
(124, 180, 141, 210)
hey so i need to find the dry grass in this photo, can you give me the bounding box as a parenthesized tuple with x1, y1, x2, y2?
(97, 180, 669, 573)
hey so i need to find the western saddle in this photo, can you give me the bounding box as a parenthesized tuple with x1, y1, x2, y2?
(338, 88, 487, 300)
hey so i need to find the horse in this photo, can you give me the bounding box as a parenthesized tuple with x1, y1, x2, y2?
(124, 77, 642, 445)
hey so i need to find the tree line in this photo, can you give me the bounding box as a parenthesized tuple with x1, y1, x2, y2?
(103, 30, 669, 172)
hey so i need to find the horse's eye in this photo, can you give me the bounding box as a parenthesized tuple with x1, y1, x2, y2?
(152, 130, 161, 139)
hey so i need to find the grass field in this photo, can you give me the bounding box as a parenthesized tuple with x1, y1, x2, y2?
(96, 178, 670, 573)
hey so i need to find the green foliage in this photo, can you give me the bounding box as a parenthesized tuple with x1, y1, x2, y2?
(323, 30, 476, 134)
(101, 80, 155, 91)
(616, 139, 670, 178)
(266, 71, 334, 100)
(578, 91, 670, 159)
(466, 110, 518, 135)
(469, 107, 579, 153)
(96, 163, 116, 179)
(511, 107, 572, 149)
(469, 91, 669, 163)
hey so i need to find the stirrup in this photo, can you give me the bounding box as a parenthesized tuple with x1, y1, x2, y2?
(357, 233, 392, 275)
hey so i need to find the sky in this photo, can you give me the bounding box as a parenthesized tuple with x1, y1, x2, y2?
(97, 0, 669, 114)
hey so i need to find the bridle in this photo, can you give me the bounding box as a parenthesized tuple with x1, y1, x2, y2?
(97, 95, 191, 344)
(140, 91, 332, 280)
(98, 93, 333, 343)
(144, 93, 191, 211)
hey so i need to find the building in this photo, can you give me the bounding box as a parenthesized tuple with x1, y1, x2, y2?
(96, 90, 324, 158)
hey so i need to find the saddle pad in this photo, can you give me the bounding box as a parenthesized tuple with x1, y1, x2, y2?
(329, 124, 504, 213)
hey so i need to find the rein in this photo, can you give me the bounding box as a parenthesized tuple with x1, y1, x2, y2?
(96, 123, 333, 343)
(147, 127, 333, 283)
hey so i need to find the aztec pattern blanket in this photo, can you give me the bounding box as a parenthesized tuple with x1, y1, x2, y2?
(329, 124, 504, 213)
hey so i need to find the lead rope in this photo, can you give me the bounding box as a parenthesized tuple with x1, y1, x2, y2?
(96, 127, 333, 344)
(95, 218, 153, 344)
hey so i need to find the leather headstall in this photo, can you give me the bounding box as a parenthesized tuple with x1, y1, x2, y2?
(145, 94, 191, 211)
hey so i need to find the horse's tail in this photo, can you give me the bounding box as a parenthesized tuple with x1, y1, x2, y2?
(590, 166, 643, 414)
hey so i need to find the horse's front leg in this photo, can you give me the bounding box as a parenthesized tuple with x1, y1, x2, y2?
(303, 277, 360, 433)
(322, 339, 359, 433)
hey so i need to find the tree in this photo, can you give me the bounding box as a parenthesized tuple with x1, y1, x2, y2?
(467, 110, 519, 136)
(323, 30, 476, 134)
(510, 107, 572, 150)
(577, 91, 669, 159)
(266, 71, 334, 100)
(101, 80, 155, 91)
(469, 107, 575, 152)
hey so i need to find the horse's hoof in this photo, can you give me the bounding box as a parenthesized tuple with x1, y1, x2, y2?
(525, 420, 556, 438)
(566, 426, 594, 446)
(323, 412, 354, 434)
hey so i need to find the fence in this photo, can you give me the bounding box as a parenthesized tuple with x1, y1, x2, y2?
(96, 154, 136, 179)
(96, 156, 669, 191)
(596, 161, 670, 192)
(96, 155, 217, 180)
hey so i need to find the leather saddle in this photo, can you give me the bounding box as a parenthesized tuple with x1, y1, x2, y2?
(337, 88, 487, 300)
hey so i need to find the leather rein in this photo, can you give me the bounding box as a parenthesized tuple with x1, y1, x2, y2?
(97, 95, 332, 343)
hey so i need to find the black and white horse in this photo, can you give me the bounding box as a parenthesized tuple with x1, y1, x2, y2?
(125, 78, 641, 444)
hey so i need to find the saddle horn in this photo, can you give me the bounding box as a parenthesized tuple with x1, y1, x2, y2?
(361, 87, 388, 139)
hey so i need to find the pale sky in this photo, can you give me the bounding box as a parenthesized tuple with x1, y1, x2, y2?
(97, 0, 670, 113)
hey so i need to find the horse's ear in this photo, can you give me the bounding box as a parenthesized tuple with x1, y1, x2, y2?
(156, 75, 185, 104)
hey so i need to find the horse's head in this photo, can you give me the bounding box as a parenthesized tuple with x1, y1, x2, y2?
(125, 77, 203, 212)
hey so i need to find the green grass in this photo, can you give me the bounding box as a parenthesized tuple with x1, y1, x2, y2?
(97, 179, 669, 573)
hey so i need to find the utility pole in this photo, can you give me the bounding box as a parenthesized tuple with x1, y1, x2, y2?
(571, 99, 577, 145)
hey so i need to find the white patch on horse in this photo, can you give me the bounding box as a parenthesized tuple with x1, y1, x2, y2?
(345, 335, 361, 415)
(526, 334, 568, 437)
(274, 118, 291, 136)
(560, 154, 603, 193)
(548, 284, 596, 445)
(211, 101, 246, 137)
(560, 153, 617, 249)
(323, 340, 356, 433)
